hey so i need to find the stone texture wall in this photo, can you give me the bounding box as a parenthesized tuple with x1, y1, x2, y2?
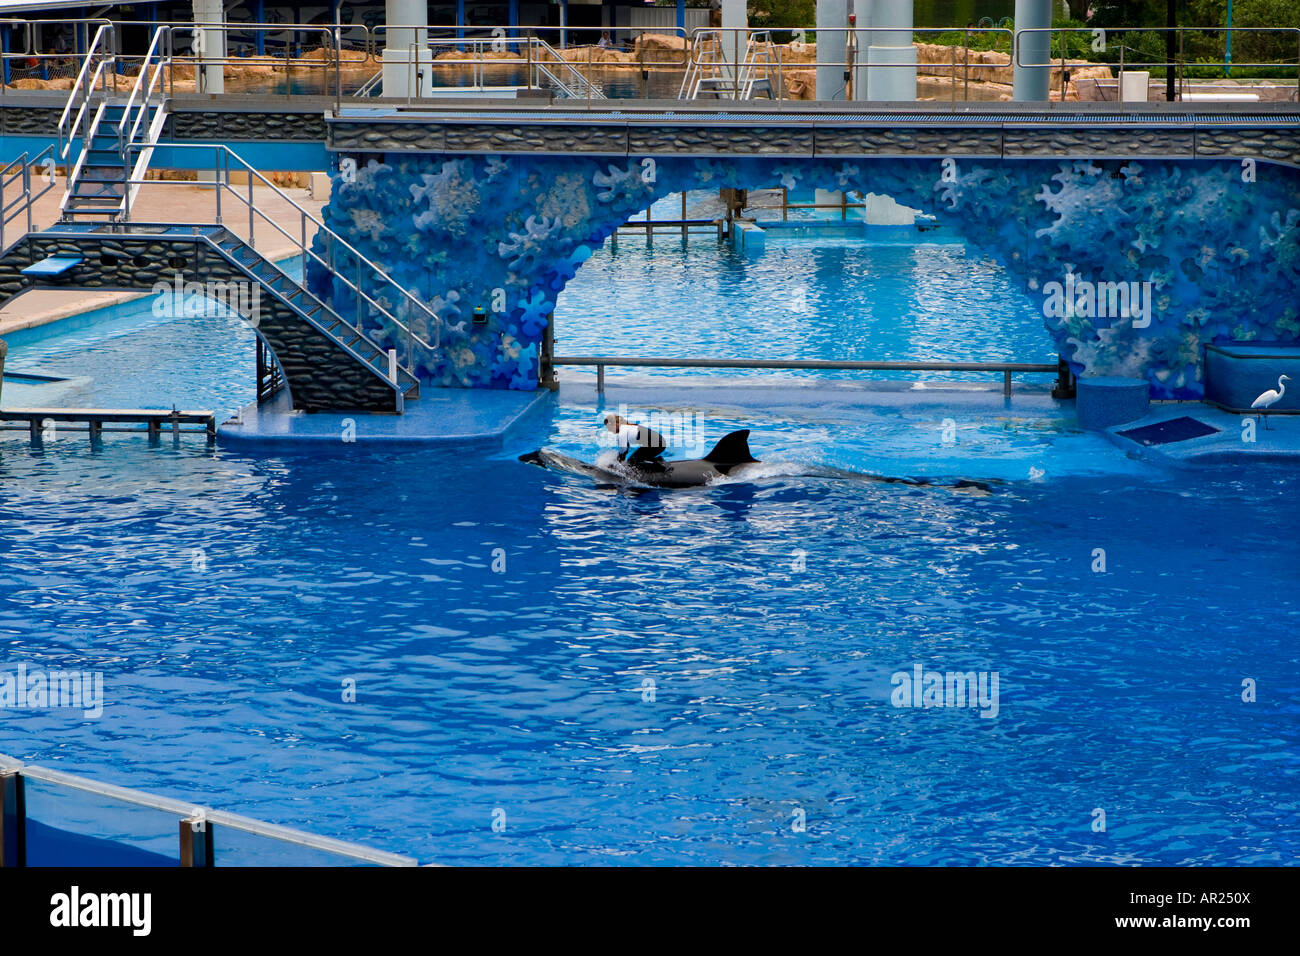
(167, 110, 327, 142)
(0, 230, 397, 412)
(311, 152, 1300, 399)
(329, 116, 1300, 168)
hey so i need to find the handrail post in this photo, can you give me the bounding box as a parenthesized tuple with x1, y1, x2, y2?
(247, 158, 254, 246)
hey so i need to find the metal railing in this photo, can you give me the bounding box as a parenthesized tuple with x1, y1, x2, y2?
(553, 356, 1062, 397)
(408, 35, 607, 99)
(55, 21, 115, 189)
(116, 25, 170, 217)
(10, 19, 1300, 110)
(0, 147, 58, 252)
(1014, 26, 1300, 101)
(122, 142, 439, 373)
(0, 754, 418, 866)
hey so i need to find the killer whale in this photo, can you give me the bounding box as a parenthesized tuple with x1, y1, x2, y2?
(520, 429, 998, 493)
(521, 429, 763, 489)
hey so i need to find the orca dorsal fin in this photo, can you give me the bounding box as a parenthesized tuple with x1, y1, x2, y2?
(703, 429, 758, 465)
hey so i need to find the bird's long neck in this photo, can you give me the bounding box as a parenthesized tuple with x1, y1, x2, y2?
(1279, 377, 1288, 398)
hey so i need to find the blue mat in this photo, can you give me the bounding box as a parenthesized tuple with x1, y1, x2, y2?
(1118, 416, 1221, 446)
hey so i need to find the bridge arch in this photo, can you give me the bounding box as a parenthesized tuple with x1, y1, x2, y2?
(312, 153, 1300, 400)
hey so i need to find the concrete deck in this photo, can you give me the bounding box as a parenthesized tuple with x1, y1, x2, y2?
(217, 387, 551, 447)
(1104, 401, 1300, 466)
(0, 177, 325, 337)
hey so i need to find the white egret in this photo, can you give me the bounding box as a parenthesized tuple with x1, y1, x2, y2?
(1250, 374, 1290, 429)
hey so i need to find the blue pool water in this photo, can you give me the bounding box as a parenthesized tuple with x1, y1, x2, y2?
(1, 232, 1297, 865)
(557, 227, 1056, 382)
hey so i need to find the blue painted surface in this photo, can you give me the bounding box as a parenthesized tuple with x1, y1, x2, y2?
(1204, 343, 1300, 411)
(218, 386, 550, 445)
(1075, 375, 1150, 430)
(26, 819, 176, 867)
(0, 138, 328, 171)
(315, 155, 1300, 399)
(1105, 401, 1300, 465)
(21, 255, 84, 277)
(730, 220, 765, 255)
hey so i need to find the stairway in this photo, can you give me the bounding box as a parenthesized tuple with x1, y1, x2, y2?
(206, 226, 422, 407)
(2, 222, 420, 413)
(62, 97, 166, 223)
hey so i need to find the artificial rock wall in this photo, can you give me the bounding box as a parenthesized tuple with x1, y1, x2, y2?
(309, 154, 1300, 400)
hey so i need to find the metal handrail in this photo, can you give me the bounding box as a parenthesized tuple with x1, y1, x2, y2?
(354, 69, 383, 97)
(56, 22, 114, 172)
(553, 355, 1060, 398)
(124, 142, 439, 375)
(116, 26, 170, 217)
(1013, 26, 1300, 100)
(529, 35, 605, 98)
(118, 26, 168, 149)
(0, 147, 57, 251)
(0, 753, 418, 866)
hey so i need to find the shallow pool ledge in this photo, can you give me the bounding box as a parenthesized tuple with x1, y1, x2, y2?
(1103, 402, 1300, 466)
(217, 388, 551, 447)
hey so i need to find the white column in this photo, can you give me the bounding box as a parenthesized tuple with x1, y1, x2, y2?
(382, 0, 429, 98)
(719, 0, 747, 88)
(1012, 0, 1051, 102)
(192, 0, 226, 94)
(815, 0, 848, 101)
(857, 0, 915, 102)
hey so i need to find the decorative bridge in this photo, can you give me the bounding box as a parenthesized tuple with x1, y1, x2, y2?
(327, 102, 1300, 169)
(1, 19, 1298, 413)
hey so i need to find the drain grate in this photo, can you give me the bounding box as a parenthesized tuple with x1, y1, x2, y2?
(1118, 416, 1221, 445)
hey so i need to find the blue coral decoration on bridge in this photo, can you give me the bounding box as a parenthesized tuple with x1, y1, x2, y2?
(309, 153, 1300, 398)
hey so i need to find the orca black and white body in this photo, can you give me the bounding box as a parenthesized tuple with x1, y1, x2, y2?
(521, 429, 998, 493)
(522, 429, 762, 488)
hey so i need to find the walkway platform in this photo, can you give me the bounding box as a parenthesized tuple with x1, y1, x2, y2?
(218, 387, 551, 446)
(1103, 402, 1300, 466)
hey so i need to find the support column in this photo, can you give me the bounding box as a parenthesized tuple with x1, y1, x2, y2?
(382, 0, 429, 98)
(0, 771, 25, 868)
(857, 0, 916, 102)
(254, 0, 264, 55)
(192, 0, 226, 95)
(719, 0, 746, 89)
(509, 0, 519, 52)
(816, 0, 848, 101)
(1012, 0, 1051, 102)
(676, 0, 686, 37)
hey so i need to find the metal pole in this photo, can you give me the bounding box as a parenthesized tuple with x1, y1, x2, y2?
(596, 364, 604, 394)
(1225, 0, 1233, 77)
(1003, 369, 1012, 398)
(1165, 2, 1176, 102)
(964, 29, 969, 101)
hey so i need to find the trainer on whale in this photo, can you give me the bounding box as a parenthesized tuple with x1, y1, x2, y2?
(604, 412, 669, 466)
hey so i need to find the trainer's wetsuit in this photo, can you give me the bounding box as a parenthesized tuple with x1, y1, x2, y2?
(615, 422, 669, 465)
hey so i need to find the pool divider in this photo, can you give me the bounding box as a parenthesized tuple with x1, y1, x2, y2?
(554, 355, 1076, 399)
(0, 753, 420, 867)
(0, 406, 217, 442)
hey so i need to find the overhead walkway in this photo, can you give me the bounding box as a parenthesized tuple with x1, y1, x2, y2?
(3, 25, 433, 416)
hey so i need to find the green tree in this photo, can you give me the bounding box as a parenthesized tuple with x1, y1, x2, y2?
(747, 0, 816, 34)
